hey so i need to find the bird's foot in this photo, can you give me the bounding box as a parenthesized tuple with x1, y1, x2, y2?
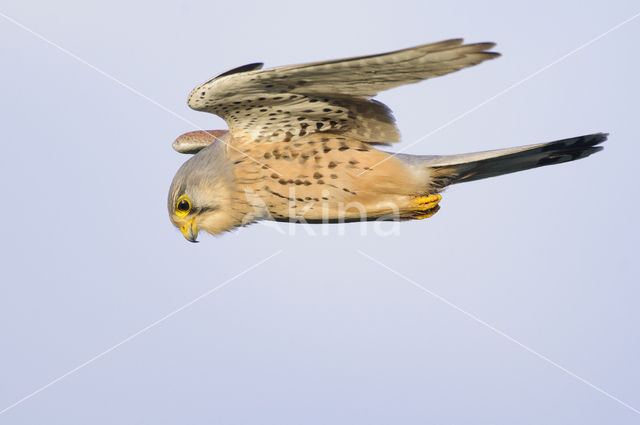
(409, 194, 442, 220)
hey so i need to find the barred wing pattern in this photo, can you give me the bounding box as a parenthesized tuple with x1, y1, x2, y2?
(188, 39, 499, 146)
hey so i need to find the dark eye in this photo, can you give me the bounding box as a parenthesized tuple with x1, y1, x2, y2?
(177, 199, 190, 212)
(175, 196, 192, 217)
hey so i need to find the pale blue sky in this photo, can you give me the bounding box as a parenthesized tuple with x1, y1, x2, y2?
(1, 1, 639, 424)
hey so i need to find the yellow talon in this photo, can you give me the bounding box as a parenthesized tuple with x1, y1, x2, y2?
(409, 194, 442, 220)
(410, 194, 442, 211)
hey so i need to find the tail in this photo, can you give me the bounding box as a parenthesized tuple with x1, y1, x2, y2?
(420, 133, 607, 190)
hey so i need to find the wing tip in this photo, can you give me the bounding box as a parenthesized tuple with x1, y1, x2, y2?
(214, 62, 264, 79)
(424, 39, 500, 59)
(172, 130, 228, 154)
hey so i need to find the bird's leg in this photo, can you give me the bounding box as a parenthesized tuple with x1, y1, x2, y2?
(408, 194, 442, 220)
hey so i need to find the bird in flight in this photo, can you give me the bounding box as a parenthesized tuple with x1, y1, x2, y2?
(168, 39, 606, 242)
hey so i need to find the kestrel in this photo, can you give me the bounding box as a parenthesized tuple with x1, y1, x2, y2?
(168, 39, 606, 242)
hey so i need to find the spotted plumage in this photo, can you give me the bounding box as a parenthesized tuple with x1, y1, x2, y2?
(168, 39, 607, 241)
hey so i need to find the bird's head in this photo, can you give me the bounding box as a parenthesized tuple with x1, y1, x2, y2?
(167, 142, 235, 242)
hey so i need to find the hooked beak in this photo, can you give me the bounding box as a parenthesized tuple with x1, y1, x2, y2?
(180, 219, 199, 243)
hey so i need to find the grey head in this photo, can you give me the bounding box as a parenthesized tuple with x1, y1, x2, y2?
(167, 140, 234, 242)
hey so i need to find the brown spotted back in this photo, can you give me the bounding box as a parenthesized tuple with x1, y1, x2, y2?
(227, 134, 427, 221)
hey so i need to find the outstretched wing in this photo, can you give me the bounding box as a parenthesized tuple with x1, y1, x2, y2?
(188, 39, 499, 146)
